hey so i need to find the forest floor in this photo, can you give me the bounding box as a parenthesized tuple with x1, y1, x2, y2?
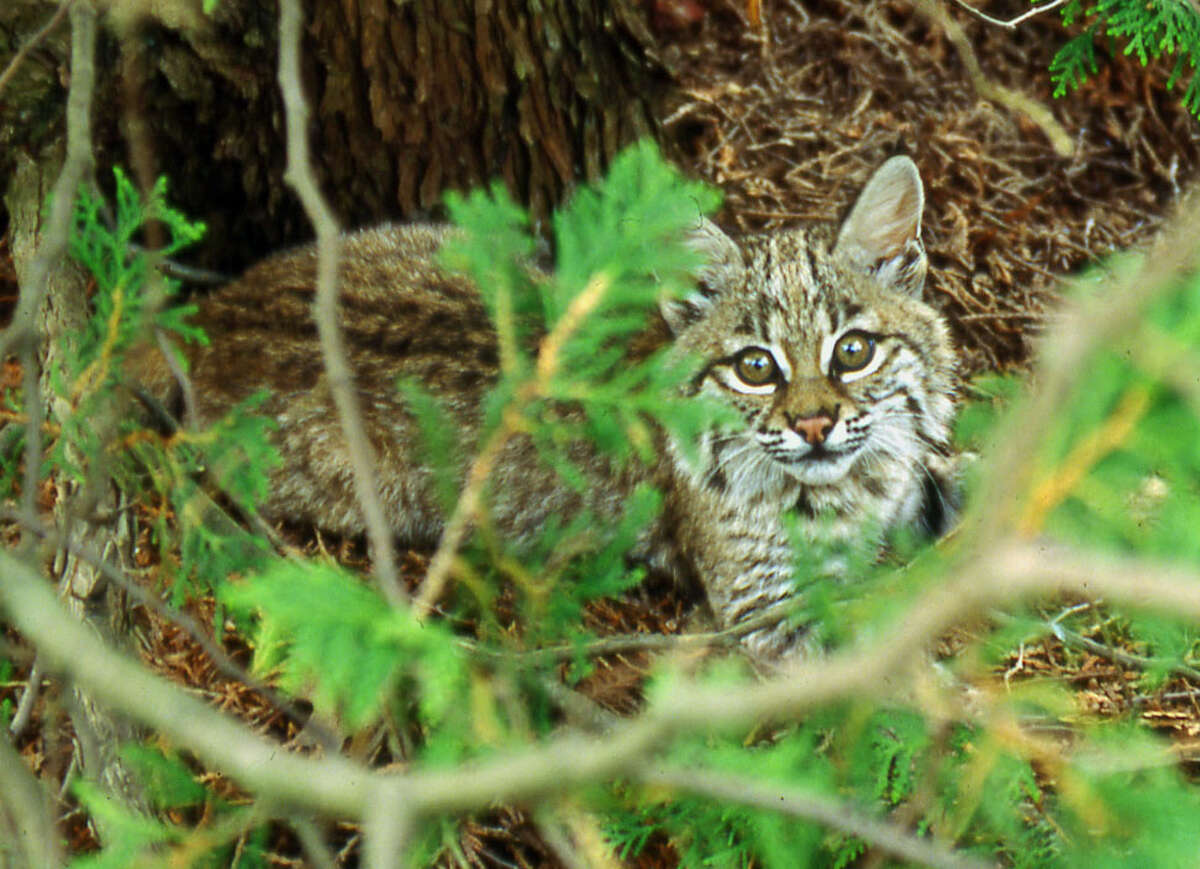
(665, 0, 1200, 376)
(3, 0, 1200, 866)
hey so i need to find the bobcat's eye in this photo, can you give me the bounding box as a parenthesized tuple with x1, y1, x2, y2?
(733, 347, 779, 386)
(832, 330, 876, 375)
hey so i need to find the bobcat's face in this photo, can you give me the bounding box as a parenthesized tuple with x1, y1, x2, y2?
(664, 157, 957, 500)
(687, 232, 955, 493)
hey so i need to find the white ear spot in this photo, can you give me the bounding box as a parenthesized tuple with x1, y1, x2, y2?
(834, 157, 926, 295)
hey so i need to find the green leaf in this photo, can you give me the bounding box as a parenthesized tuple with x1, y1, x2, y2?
(119, 743, 209, 810)
(70, 781, 176, 868)
(1050, 0, 1200, 116)
(222, 560, 468, 732)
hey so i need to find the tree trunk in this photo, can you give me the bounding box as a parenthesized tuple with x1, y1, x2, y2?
(6, 110, 151, 846)
(3, 0, 671, 276)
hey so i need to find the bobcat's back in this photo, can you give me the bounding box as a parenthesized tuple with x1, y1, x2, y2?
(142, 224, 591, 544)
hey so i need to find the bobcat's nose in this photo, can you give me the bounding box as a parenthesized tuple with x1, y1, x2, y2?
(790, 411, 835, 445)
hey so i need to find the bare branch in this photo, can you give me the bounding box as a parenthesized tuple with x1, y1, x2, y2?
(7, 657, 43, 738)
(0, 0, 72, 98)
(362, 788, 415, 869)
(0, 732, 63, 869)
(7, 538, 1200, 828)
(536, 807, 623, 869)
(18, 355, 41, 538)
(1, 0, 95, 351)
(4, 157, 1200, 851)
(290, 816, 338, 869)
(0, 549, 374, 820)
(970, 184, 1200, 547)
(3, 506, 341, 752)
(914, 0, 1074, 157)
(947, 0, 1069, 29)
(641, 766, 992, 869)
(275, 0, 405, 608)
(0, 0, 97, 529)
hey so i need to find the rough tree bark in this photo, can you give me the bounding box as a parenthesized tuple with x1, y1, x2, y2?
(3, 0, 673, 274)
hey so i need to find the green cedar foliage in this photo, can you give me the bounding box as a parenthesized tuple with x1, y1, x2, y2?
(604, 212, 1200, 868)
(222, 560, 469, 737)
(61, 169, 278, 600)
(71, 744, 270, 868)
(45, 145, 1200, 867)
(0, 659, 13, 729)
(70, 776, 270, 869)
(440, 139, 724, 469)
(1003, 258, 1200, 686)
(1051, 0, 1200, 116)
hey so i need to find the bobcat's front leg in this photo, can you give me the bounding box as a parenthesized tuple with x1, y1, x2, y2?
(671, 481, 809, 662)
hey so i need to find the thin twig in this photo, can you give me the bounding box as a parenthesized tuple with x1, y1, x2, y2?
(413, 420, 515, 617)
(413, 273, 614, 616)
(3, 506, 341, 752)
(1133, 687, 1200, 707)
(991, 607, 1200, 683)
(0, 731, 63, 868)
(19, 349, 42, 536)
(641, 766, 992, 869)
(1058, 625, 1200, 681)
(1019, 386, 1151, 534)
(143, 249, 231, 285)
(8, 539, 1200, 824)
(2, 1, 97, 540)
(535, 813, 592, 869)
(152, 330, 199, 427)
(915, 0, 1073, 157)
(947, 0, 1069, 29)
(533, 273, 613, 388)
(536, 807, 623, 869)
(7, 657, 43, 737)
(459, 597, 798, 663)
(0, 0, 72, 98)
(275, 0, 405, 608)
(2, 149, 1200, 854)
(1049, 621, 1200, 683)
(291, 815, 338, 869)
(537, 677, 623, 732)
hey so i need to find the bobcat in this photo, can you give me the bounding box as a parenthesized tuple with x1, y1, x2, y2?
(136, 156, 958, 660)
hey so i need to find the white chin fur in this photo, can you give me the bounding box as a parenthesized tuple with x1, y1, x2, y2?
(777, 450, 858, 485)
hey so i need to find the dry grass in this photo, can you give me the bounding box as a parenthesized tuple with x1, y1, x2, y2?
(663, 0, 1200, 374)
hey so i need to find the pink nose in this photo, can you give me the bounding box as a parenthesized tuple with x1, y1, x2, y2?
(792, 413, 834, 445)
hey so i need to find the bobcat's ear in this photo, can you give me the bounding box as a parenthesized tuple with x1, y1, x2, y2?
(661, 217, 744, 334)
(834, 156, 927, 297)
